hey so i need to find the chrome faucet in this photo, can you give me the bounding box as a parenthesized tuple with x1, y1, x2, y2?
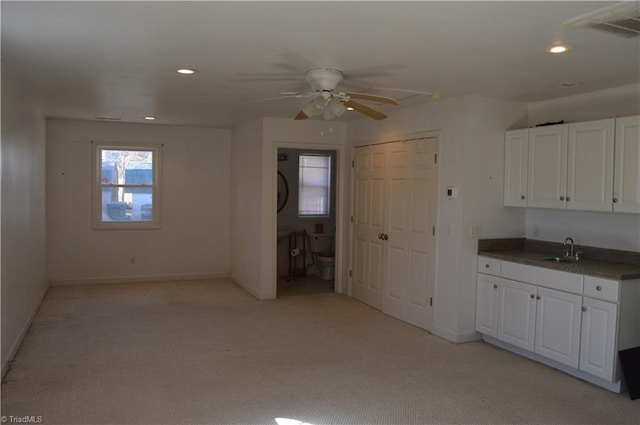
(563, 237, 575, 258)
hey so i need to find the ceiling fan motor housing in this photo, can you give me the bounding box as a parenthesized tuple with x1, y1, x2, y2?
(306, 68, 344, 91)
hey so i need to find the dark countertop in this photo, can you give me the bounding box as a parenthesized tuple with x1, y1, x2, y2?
(478, 238, 640, 280)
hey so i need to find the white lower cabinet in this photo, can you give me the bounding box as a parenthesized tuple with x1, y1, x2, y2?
(534, 287, 582, 368)
(497, 278, 536, 352)
(475, 256, 640, 393)
(494, 279, 582, 368)
(579, 297, 617, 381)
(475, 273, 499, 338)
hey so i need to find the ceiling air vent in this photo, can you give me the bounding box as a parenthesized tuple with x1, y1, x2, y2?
(562, 2, 640, 39)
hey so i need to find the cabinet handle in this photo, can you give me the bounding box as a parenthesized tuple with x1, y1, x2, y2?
(560, 196, 565, 201)
(613, 198, 618, 203)
(566, 196, 571, 202)
(596, 285, 602, 291)
(485, 264, 490, 268)
(530, 294, 535, 299)
(521, 195, 525, 200)
(378, 233, 383, 240)
(493, 284, 498, 289)
(582, 306, 587, 312)
(536, 295, 541, 300)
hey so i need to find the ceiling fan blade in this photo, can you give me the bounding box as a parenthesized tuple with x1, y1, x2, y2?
(294, 110, 309, 120)
(372, 87, 439, 98)
(345, 92, 398, 105)
(244, 95, 309, 105)
(344, 100, 387, 120)
(279, 91, 317, 97)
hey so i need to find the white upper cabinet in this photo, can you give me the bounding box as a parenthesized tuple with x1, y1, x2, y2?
(566, 119, 615, 212)
(613, 115, 640, 213)
(527, 124, 568, 209)
(504, 116, 637, 213)
(504, 129, 529, 207)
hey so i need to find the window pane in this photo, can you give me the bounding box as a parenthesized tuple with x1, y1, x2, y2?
(299, 154, 331, 217)
(99, 148, 154, 224)
(101, 188, 153, 221)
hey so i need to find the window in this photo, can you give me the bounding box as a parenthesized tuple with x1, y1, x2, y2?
(298, 154, 331, 217)
(93, 144, 161, 229)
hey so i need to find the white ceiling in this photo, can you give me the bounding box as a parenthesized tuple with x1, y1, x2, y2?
(2, 1, 639, 128)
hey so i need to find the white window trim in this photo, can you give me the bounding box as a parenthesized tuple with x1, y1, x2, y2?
(92, 142, 162, 230)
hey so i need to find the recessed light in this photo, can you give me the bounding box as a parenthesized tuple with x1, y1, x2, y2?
(144, 116, 156, 120)
(547, 45, 572, 54)
(177, 68, 197, 75)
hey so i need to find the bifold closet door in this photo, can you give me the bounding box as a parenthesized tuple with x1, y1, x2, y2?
(352, 144, 386, 310)
(352, 139, 437, 331)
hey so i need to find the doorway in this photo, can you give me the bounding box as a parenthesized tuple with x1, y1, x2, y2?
(276, 148, 338, 297)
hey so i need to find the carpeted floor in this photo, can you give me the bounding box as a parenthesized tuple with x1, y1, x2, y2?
(1, 279, 638, 424)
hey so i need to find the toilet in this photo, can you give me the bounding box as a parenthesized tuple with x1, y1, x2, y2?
(308, 233, 335, 281)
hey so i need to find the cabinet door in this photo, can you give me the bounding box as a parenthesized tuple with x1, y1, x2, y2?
(566, 119, 615, 212)
(580, 297, 618, 381)
(504, 129, 529, 207)
(527, 125, 568, 209)
(613, 115, 640, 213)
(475, 273, 500, 337)
(497, 278, 536, 352)
(534, 287, 582, 368)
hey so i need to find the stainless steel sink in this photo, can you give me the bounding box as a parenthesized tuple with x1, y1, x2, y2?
(542, 256, 579, 263)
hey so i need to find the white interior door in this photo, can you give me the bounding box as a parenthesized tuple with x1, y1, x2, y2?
(382, 140, 437, 330)
(351, 138, 438, 331)
(352, 144, 386, 310)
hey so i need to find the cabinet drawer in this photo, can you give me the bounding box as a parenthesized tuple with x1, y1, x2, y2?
(478, 257, 501, 275)
(501, 261, 583, 294)
(584, 276, 619, 303)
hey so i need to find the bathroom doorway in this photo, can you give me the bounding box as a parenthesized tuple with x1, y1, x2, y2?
(276, 148, 337, 297)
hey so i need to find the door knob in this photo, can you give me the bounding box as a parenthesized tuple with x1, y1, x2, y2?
(378, 233, 383, 240)
(382, 234, 389, 240)
(582, 306, 587, 312)
(530, 294, 535, 299)
(566, 196, 571, 201)
(521, 195, 525, 200)
(613, 198, 618, 203)
(493, 284, 498, 289)
(560, 196, 565, 201)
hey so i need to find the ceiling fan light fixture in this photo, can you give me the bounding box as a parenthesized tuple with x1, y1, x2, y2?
(327, 98, 347, 119)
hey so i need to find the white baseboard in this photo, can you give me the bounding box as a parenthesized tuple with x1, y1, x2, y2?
(2, 285, 48, 380)
(49, 272, 229, 286)
(229, 274, 262, 299)
(431, 325, 482, 344)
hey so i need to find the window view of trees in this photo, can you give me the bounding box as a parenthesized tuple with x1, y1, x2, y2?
(100, 149, 154, 221)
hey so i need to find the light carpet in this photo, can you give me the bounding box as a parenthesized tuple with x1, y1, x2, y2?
(1, 279, 638, 424)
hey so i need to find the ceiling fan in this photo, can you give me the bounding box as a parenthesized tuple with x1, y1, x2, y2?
(250, 68, 435, 121)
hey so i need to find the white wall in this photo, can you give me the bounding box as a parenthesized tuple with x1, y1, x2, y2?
(525, 83, 640, 252)
(230, 118, 264, 298)
(230, 118, 346, 300)
(1, 64, 48, 377)
(528, 83, 640, 126)
(46, 119, 231, 284)
(346, 95, 528, 342)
